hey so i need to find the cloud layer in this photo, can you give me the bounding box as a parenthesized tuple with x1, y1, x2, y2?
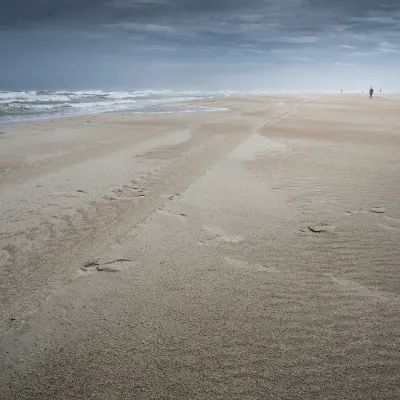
(1, 0, 399, 90)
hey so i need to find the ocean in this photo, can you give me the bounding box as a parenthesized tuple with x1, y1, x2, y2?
(0, 89, 231, 125)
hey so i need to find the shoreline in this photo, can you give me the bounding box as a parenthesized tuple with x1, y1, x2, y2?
(0, 103, 229, 127)
(2, 91, 397, 127)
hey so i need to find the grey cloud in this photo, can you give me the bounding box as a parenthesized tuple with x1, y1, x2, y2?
(280, 36, 320, 44)
(333, 62, 355, 66)
(341, 45, 356, 50)
(1, 0, 400, 90)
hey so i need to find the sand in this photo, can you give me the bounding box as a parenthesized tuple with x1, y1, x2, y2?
(1, 94, 400, 399)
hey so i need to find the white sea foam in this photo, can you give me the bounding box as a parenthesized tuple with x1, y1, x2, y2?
(0, 89, 231, 124)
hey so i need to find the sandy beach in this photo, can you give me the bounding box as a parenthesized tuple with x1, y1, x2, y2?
(1, 94, 400, 399)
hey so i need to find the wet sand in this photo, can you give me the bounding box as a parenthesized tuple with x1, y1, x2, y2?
(1, 94, 400, 399)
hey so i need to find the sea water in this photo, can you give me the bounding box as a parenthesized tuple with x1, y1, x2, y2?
(0, 89, 232, 124)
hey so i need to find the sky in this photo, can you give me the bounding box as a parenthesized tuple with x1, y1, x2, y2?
(1, 0, 399, 91)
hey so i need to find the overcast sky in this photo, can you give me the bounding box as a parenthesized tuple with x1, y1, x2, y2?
(1, 0, 399, 91)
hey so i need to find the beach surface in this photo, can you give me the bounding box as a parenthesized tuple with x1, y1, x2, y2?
(1, 94, 400, 399)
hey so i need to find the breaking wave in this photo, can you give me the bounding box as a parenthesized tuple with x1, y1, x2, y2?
(0, 89, 232, 123)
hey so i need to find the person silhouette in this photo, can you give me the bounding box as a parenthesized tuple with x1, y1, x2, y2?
(369, 87, 374, 99)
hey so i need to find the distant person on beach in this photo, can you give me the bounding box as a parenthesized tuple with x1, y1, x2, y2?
(369, 87, 374, 99)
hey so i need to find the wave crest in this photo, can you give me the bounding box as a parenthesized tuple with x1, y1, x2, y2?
(0, 89, 232, 123)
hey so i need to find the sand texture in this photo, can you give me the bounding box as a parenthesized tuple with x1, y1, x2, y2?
(1, 94, 400, 399)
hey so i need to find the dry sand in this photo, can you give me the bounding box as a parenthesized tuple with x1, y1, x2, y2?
(1, 94, 400, 399)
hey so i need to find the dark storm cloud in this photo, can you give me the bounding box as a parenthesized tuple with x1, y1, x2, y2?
(2, 0, 398, 26)
(2, 1, 400, 43)
(0, 0, 107, 27)
(1, 0, 400, 90)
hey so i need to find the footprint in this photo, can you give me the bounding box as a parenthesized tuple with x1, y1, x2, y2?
(217, 235, 244, 243)
(370, 207, 385, 214)
(81, 261, 100, 272)
(103, 196, 117, 201)
(51, 192, 79, 198)
(203, 225, 226, 236)
(80, 258, 132, 274)
(198, 236, 220, 248)
(201, 226, 245, 245)
(307, 223, 335, 233)
(224, 257, 279, 273)
(156, 209, 187, 220)
(344, 210, 368, 216)
(0, 249, 11, 267)
(112, 186, 147, 199)
(96, 265, 121, 273)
